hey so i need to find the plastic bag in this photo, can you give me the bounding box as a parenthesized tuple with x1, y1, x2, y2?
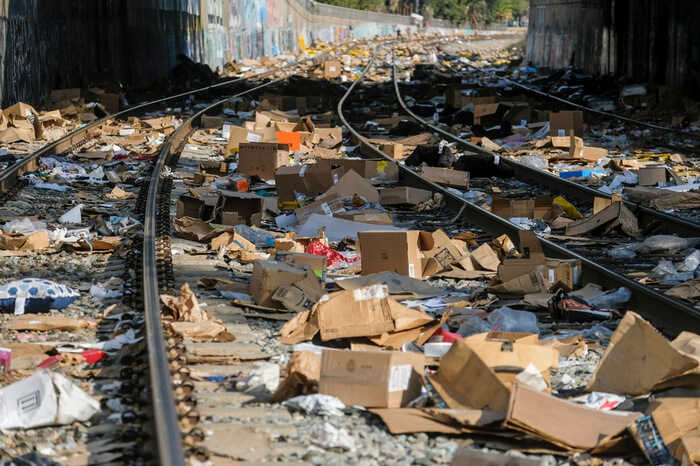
(638, 235, 689, 255)
(519, 155, 548, 170)
(677, 250, 700, 273)
(487, 307, 540, 334)
(305, 240, 359, 267)
(608, 247, 636, 260)
(586, 287, 632, 310)
(234, 224, 276, 248)
(456, 315, 494, 337)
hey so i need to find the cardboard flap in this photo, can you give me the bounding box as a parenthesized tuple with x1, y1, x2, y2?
(418, 231, 435, 251)
(506, 383, 640, 451)
(421, 257, 439, 277)
(428, 339, 511, 411)
(587, 312, 700, 395)
(316, 285, 396, 340)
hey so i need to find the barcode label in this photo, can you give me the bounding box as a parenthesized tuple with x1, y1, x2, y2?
(246, 133, 262, 142)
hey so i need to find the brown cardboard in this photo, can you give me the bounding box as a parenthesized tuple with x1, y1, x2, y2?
(320, 158, 399, 182)
(313, 126, 343, 142)
(201, 115, 224, 129)
(274, 251, 327, 279)
(380, 187, 433, 206)
(537, 258, 582, 289)
(638, 167, 668, 186)
(210, 231, 255, 252)
(473, 103, 502, 126)
(176, 193, 218, 221)
(322, 169, 380, 203)
(463, 333, 558, 393)
(380, 143, 404, 159)
(586, 312, 700, 396)
(497, 231, 546, 282)
(549, 111, 583, 138)
(358, 230, 439, 279)
(334, 210, 394, 226)
(271, 282, 323, 314)
(565, 201, 639, 237)
(250, 260, 323, 309)
(572, 145, 608, 161)
(420, 167, 469, 188)
(315, 284, 397, 341)
(505, 383, 641, 451)
(428, 339, 511, 411)
(193, 161, 228, 185)
(293, 193, 344, 224)
(424, 229, 471, 272)
(489, 271, 548, 297)
(319, 349, 424, 408)
(49, 88, 80, 103)
(237, 142, 289, 180)
(323, 60, 342, 78)
(370, 408, 463, 434)
(274, 164, 345, 202)
(227, 125, 264, 152)
(469, 244, 500, 272)
(217, 191, 264, 226)
(334, 272, 444, 299)
(492, 196, 560, 220)
(626, 397, 700, 463)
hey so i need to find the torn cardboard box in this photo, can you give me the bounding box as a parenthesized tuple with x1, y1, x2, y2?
(492, 196, 561, 221)
(421, 166, 469, 188)
(250, 260, 324, 309)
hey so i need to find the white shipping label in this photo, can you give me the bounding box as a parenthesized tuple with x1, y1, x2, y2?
(389, 364, 412, 392)
(321, 202, 332, 215)
(333, 173, 339, 184)
(557, 129, 566, 137)
(408, 264, 415, 278)
(222, 124, 231, 139)
(352, 284, 388, 301)
(493, 155, 500, 165)
(548, 269, 555, 283)
(246, 133, 262, 142)
(119, 128, 135, 136)
(573, 267, 579, 285)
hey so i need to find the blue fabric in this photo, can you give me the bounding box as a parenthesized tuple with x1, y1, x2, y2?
(0, 279, 79, 313)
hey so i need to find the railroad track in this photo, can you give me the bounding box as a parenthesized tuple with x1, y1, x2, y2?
(0, 68, 293, 464)
(336, 49, 700, 336)
(1, 32, 697, 465)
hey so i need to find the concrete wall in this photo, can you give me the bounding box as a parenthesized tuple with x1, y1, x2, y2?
(0, 0, 467, 108)
(527, 0, 700, 95)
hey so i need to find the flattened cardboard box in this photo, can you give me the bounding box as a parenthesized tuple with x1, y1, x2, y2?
(334, 209, 394, 226)
(358, 230, 439, 280)
(320, 349, 424, 408)
(237, 142, 289, 180)
(380, 186, 433, 206)
(421, 166, 469, 188)
(316, 285, 396, 340)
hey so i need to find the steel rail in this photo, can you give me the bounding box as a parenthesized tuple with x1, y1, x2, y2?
(391, 58, 700, 238)
(337, 49, 700, 336)
(0, 68, 284, 193)
(142, 75, 286, 465)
